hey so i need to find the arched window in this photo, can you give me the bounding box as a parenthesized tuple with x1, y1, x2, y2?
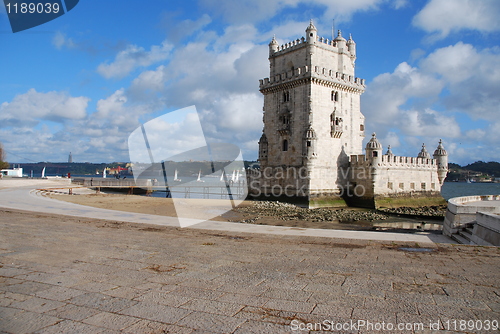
(331, 91, 338, 102)
(360, 124, 364, 131)
(282, 139, 288, 152)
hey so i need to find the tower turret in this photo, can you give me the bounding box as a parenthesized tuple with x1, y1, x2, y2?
(385, 145, 393, 157)
(306, 20, 317, 44)
(433, 139, 448, 185)
(365, 133, 382, 165)
(334, 30, 346, 51)
(418, 143, 431, 159)
(258, 133, 268, 164)
(303, 125, 317, 162)
(269, 35, 278, 56)
(347, 34, 356, 58)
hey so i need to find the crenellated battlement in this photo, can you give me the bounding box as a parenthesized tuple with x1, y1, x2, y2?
(350, 154, 438, 169)
(259, 64, 365, 91)
(273, 37, 306, 54)
(270, 34, 352, 56)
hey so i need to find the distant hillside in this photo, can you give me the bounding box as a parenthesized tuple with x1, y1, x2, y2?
(446, 161, 500, 182)
(464, 161, 500, 176)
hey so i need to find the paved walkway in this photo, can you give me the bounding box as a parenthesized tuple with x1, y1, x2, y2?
(0, 179, 451, 244)
(1, 208, 499, 334)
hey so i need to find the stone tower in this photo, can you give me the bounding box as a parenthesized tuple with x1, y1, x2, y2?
(433, 139, 448, 185)
(256, 22, 366, 206)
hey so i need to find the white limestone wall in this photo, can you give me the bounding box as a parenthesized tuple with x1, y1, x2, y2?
(443, 195, 500, 236)
(372, 162, 440, 196)
(471, 212, 500, 246)
(310, 40, 354, 76)
(271, 45, 308, 76)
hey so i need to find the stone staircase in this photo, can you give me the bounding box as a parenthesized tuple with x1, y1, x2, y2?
(451, 222, 476, 245)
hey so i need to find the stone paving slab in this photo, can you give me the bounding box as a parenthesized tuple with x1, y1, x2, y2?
(0, 208, 499, 333)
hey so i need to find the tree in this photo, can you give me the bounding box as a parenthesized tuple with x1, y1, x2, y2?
(0, 143, 9, 170)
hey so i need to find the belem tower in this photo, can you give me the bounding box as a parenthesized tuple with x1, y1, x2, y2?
(248, 21, 448, 208)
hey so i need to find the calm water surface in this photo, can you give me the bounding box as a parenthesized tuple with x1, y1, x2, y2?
(441, 182, 500, 200)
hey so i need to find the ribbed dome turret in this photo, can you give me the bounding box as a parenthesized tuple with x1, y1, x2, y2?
(306, 20, 317, 44)
(269, 35, 278, 46)
(366, 133, 382, 150)
(306, 19, 317, 32)
(433, 139, 447, 156)
(334, 30, 346, 42)
(347, 34, 355, 45)
(304, 126, 317, 139)
(418, 144, 431, 159)
(269, 35, 279, 55)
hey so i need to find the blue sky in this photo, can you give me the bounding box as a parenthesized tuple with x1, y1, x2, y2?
(0, 0, 499, 165)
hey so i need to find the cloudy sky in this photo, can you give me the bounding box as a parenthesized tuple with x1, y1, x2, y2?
(0, 0, 499, 165)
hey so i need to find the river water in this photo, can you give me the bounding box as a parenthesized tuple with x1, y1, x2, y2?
(441, 182, 500, 200)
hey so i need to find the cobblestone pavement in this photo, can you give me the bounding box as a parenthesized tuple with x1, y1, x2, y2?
(0, 209, 499, 334)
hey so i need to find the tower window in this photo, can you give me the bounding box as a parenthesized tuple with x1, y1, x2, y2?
(331, 91, 339, 102)
(360, 124, 364, 131)
(283, 91, 290, 102)
(372, 151, 378, 157)
(306, 141, 311, 147)
(282, 140, 288, 152)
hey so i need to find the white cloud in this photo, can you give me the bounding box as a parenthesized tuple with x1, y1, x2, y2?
(362, 62, 443, 127)
(199, 0, 399, 25)
(130, 65, 166, 94)
(163, 14, 212, 44)
(363, 40, 500, 164)
(420, 42, 478, 84)
(0, 89, 89, 128)
(400, 108, 460, 138)
(421, 42, 500, 121)
(97, 42, 173, 79)
(413, 0, 500, 40)
(52, 32, 76, 50)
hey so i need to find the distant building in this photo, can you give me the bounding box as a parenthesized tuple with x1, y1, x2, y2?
(1, 167, 23, 177)
(107, 166, 128, 175)
(249, 22, 448, 208)
(68, 152, 73, 163)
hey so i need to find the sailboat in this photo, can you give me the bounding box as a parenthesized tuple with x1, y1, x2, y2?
(41, 167, 46, 178)
(174, 169, 181, 182)
(196, 170, 204, 182)
(235, 170, 240, 182)
(220, 170, 225, 182)
(231, 170, 236, 183)
(103, 168, 107, 178)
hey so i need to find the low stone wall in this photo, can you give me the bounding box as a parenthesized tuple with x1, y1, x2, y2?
(471, 212, 500, 246)
(443, 195, 500, 237)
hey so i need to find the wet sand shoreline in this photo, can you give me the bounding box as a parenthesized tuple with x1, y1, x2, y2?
(50, 191, 444, 233)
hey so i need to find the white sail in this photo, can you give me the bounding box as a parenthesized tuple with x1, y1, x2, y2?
(231, 170, 236, 182)
(174, 169, 181, 182)
(235, 170, 240, 182)
(196, 170, 204, 182)
(220, 170, 224, 182)
(41, 167, 46, 178)
(103, 168, 107, 178)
